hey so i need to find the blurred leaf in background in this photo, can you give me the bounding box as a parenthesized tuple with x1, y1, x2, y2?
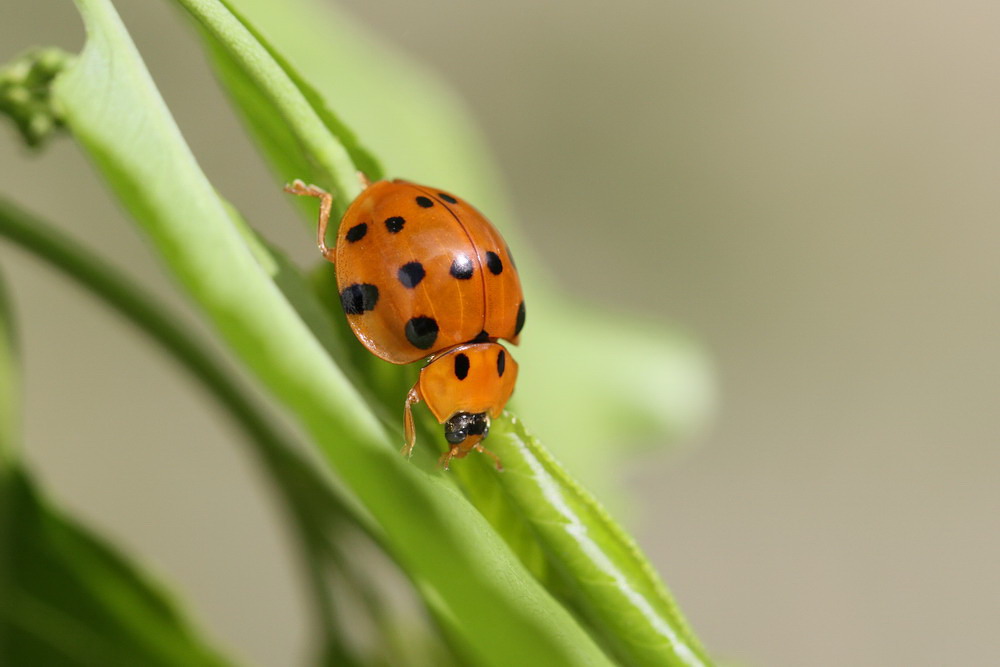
(0, 269, 232, 666)
(0, 466, 234, 667)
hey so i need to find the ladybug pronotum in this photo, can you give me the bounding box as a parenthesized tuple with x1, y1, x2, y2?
(285, 178, 525, 470)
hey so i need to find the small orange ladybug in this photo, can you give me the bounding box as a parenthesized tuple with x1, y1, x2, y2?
(285, 178, 525, 470)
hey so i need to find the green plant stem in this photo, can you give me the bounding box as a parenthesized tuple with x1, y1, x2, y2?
(0, 197, 363, 659)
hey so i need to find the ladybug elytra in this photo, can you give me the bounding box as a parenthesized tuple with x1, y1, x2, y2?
(286, 178, 524, 470)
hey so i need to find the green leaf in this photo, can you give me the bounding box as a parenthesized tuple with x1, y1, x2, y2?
(173, 0, 378, 219)
(195, 0, 384, 221)
(0, 277, 231, 664)
(486, 416, 714, 666)
(193, 0, 715, 492)
(52, 0, 613, 664)
(0, 465, 233, 667)
(0, 218, 232, 667)
(205, 0, 514, 215)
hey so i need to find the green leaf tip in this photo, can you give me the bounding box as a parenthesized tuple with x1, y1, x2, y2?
(0, 47, 74, 148)
(487, 414, 715, 667)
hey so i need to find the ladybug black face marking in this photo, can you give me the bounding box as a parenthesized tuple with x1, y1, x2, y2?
(454, 353, 470, 380)
(515, 301, 526, 336)
(415, 196, 434, 208)
(345, 222, 367, 242)
(385, 216, 405, 233)
(397, 262, 425, 288)
(438, 192, 457, 203)
(444, 412, 489, 444)
(485, 251, 503, 275)
(405, 316, 439, 350)
(450, 254, 474, 280)
(341, 283, 379, 315)
(497, 349, 506, 377)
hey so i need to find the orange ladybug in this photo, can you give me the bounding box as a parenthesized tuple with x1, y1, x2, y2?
(285, 178, 525, 469)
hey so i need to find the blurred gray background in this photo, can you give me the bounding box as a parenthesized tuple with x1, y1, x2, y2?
(2, 1, 999, 665)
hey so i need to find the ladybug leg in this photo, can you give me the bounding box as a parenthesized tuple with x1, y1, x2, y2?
(437, 446, 460, 471)
(358, 171, 371, 189)
(283, 179, 336, 263)
(400, 385, 421, 459)
(474, 444, 504, 472)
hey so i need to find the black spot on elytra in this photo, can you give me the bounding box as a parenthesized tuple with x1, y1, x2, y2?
(345, 222, 367, 242)
(450, 254, 474, 280)
(470, 330, 490, 344)
(515, 301, 526, 336)
(438, 192, 457, 203)
(415, 196, 434, 208)
(397, 262, 425, 288)
(405, 316, 439, 350)
(486, 251, 503, 275)
(340, 283, 379, 315)
(454, 353, 470, 380)
(497, 349, 506, 377)
(384, 216, 405, 233)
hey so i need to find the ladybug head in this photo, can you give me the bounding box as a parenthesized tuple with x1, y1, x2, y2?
(443, 411, 490, 452)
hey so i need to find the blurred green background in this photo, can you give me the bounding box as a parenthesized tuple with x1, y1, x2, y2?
(2, 1, 998, 666)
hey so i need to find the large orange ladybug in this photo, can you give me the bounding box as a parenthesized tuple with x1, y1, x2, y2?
(285, 178, 525, 469)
